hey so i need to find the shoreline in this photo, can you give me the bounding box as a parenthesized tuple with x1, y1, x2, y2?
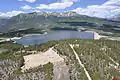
(23, 34, 42, 37)
(23, 32, 48, 37)
(23, 31, 102, 40)
(1, 30, 120, 44)
(0, 37, 22, 43)
(85, 31, 102, 40)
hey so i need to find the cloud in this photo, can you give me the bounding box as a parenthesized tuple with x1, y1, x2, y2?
(20, 0, 79, 10)
(21, 5, 32, 10)
(18, 0, 36, 3)
(103, 0, 120, 5)
(36, 2, 73, 9)
(61, 0, 80, 2)
(0, 11, 24, 18)
(72, 0, 120, 18)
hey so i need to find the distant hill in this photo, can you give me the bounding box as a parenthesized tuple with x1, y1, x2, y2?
(0, 18, 8, 28)
(110, 14, 120, 21)
(0, 11, 120, 37)
(0, 11, 80, 32)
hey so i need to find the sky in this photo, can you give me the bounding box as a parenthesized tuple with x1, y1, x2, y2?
(0, 0, 120, 18)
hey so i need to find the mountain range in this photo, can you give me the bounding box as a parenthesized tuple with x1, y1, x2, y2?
(0, 11, 120, 37)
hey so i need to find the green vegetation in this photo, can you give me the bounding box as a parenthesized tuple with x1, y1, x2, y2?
(55, 39, 120, 79)
(91, 72, 100, 80)
(0, 43, 23, 51)
(43, 62, 53, 80)
(0, 43, 23, 61)
(13, 68, 23, 76)
(50, 27, 77, 31)
(0, 28, 44, 37)
(24, 40, 59, 52)
(25, 62, 53, 80)
(0, 42, 55, 80)
(1, 39, 120, 80)
(0, 51, 15, 60)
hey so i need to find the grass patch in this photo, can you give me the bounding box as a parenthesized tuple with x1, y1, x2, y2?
(25, 62, 53, 80)
(0, 43, 23, 51)
(13, 68, 23, 75)
(0, 51, 15, 60)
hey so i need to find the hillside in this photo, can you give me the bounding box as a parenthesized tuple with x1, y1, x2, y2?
(0, 12, 120, 37)
(0, 39, 120, 80)
(111, 14, 120, 21)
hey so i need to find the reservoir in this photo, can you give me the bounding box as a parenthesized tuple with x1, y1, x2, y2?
(15, 30, 94, 45)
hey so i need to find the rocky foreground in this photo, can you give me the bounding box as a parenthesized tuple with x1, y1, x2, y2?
(0, 39, 120, 80)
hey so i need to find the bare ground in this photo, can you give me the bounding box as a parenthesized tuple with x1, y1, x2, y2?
(21, 47, 70, 80)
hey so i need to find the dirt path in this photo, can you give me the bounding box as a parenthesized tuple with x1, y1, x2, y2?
(108, 56, 119, 69)
(69, 44, 92, 80)
(53, 61, 70, 80)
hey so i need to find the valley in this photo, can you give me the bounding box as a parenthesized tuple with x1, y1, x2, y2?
(0, 12, 120, 41)
(0, 0, 120, 79)
(0, 12, 120, 80)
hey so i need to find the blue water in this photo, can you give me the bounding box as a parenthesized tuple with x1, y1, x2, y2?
(15, 30, 94, 45)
